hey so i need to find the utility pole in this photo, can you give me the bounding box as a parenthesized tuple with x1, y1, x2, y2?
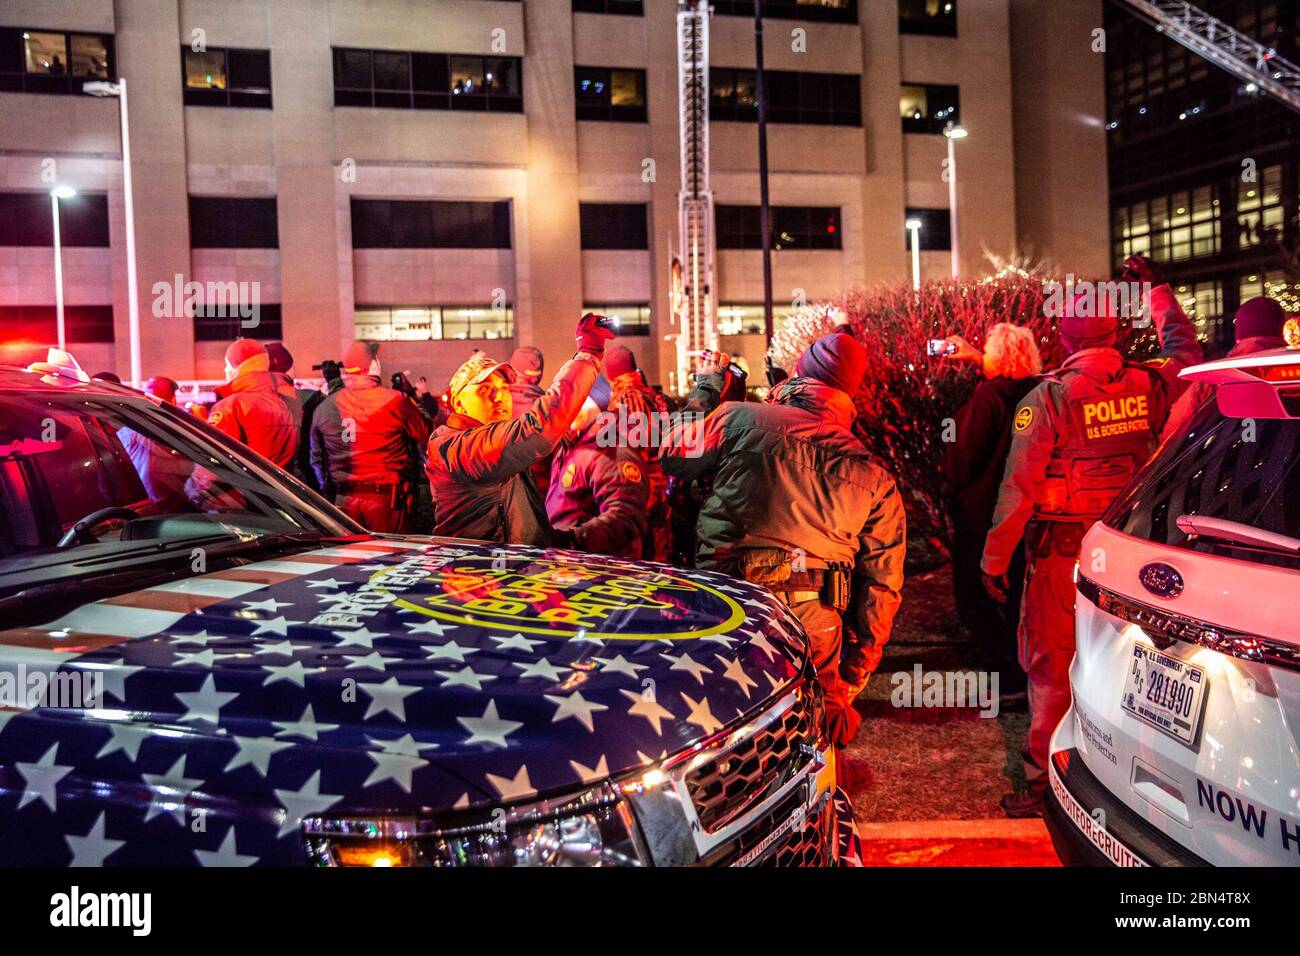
(754, 0, 774, 344)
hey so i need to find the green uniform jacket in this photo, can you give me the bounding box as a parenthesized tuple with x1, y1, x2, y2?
(661, 377, 906, 654)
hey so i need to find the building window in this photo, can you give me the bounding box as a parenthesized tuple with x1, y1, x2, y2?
(1237, 165, 1285, 249)
(0, 305, 114, 343)
(579, 203, 648, 249)
(900, 83, 959, 133)
(716, 205, 842, 250)
(194, 303, 282, 342)
(904, 207, 951, 250)
(712, 0, 857, 24)
(189, 197, 279, 248)
(1172, 280, 1223, 339)
(573, 0, 644, 14)
(182, 47, 272, 108)
(1112, 184, 1221, 266)
(332, 48, 522, 112)
(583, 303, 651, 336)
(0, 27, 113, 95)
(0, 192, 110, 246)
(575, 67, 647, 122)
(354, 305, 515, 341)
(717, 303, 798, 336)
(712, 69, 860, 126)
(899, 0, 957, 37)
(350, 199, 512, 249)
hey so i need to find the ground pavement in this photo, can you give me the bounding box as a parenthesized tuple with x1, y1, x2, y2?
(839, 565, 1061, 866)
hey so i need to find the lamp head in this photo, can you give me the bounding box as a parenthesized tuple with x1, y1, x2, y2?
(50, 185, 77, 200)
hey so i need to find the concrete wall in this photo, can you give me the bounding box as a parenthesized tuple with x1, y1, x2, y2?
(1009, 0, 1111, 276)
(0, 0, 1110, 389)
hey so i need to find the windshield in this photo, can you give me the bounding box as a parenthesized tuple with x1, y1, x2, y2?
(1104, 401, 1300, 572)
(0, 389, 359, 592)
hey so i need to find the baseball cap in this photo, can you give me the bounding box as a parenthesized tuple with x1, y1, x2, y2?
(448, 352, 517, 404)
(509, 346, 544, 381)
(265, 341, 295, 374)
(224, 338, 266, 369)
(342, 341, 380, 376)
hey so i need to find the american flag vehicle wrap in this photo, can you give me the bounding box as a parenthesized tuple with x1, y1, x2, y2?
(0, 536, 861, 866)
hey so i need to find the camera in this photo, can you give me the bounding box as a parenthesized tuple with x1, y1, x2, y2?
(927, 339, 958, 357)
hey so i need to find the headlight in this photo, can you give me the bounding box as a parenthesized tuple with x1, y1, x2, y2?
(302, 782, 648, 867)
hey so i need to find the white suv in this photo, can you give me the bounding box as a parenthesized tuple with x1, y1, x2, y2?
(1046, 343, 1300, 866)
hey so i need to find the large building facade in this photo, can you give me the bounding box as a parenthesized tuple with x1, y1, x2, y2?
(1105, 0, 1300, 348)
(1, 0, 1108, 388)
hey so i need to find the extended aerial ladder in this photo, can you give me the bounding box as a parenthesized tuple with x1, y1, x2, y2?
(673, 0, 717, 393)
(1116, 1, 1300, 114)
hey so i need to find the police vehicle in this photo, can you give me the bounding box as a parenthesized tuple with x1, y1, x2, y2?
(1046, 324, 1300, 866)
(0, 352, 858, 867)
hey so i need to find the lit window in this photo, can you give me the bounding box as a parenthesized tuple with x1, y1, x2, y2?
(182, 47, 272, 107)
(575, 66, 647, 122)
(584, 304, 651, 336)
(900, 83, 959, 133)
(899, 0, 957, 37)
(0, 28, 115, 94)
(354, 306, 514, 342)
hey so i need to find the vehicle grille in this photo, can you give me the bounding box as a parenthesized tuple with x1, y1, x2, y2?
(701, 783, 833, 867)
(755, 806, 831, 867)
(683, 688, 815, 833)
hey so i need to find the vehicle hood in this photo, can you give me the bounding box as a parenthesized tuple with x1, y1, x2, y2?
(0, 538, 806, 835)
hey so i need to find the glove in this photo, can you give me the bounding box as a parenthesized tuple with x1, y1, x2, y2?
(575, 313, 616, 356)
(550, 527, 577, 550)
(1123, 254, 1164, 286)
(982, 571, 1010, 604)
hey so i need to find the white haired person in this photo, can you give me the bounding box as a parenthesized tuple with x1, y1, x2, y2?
(940, 324, 1044, 696)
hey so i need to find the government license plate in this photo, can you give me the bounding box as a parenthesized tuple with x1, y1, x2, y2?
(1121, 645, 1207, 747)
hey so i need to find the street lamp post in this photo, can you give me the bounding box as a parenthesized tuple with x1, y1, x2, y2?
(943, 122, 967, 280)
(50, 185, 77, 351)
(905, 217, 923, 292)
(84, 78, 141, 387)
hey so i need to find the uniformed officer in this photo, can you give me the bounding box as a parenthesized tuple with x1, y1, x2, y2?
(309, 341, 431, 533)
(981, 256, 1202, 817)
(186, 339, 299, 506)
(546, 396, 649, 558)
(661, 330, 906, 746)
(425, 314, 614, 545)
(606, 345, 673, 561)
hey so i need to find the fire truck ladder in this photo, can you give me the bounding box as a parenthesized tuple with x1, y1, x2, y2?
(1116, 0, 1300, 114)
(676, 0, 717, 388)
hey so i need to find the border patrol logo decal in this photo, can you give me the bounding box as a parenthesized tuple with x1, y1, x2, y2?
(393, 556, 745, 641)
(620, 461, 643, 484)
(1014, 407, 1034, 432)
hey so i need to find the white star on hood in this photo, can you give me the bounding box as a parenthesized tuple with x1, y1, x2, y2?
(65, 812, 124, 867)
(545, 690, 608, 733)
(16, 744, 72, 811)
(358, 677, 421, 721)
(458, 700, 523, 748)
(273, 770, 344, 837)
(193, 827, 258, 866)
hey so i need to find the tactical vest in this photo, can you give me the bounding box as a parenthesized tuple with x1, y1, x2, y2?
(1037, 362, 1166, 521)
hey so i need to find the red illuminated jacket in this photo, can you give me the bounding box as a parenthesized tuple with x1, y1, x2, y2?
(426, 353, 600, 545)
(981, 284, 1202, 576)
(309, 375, 431, 489)
(206, 369, 299, 470)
